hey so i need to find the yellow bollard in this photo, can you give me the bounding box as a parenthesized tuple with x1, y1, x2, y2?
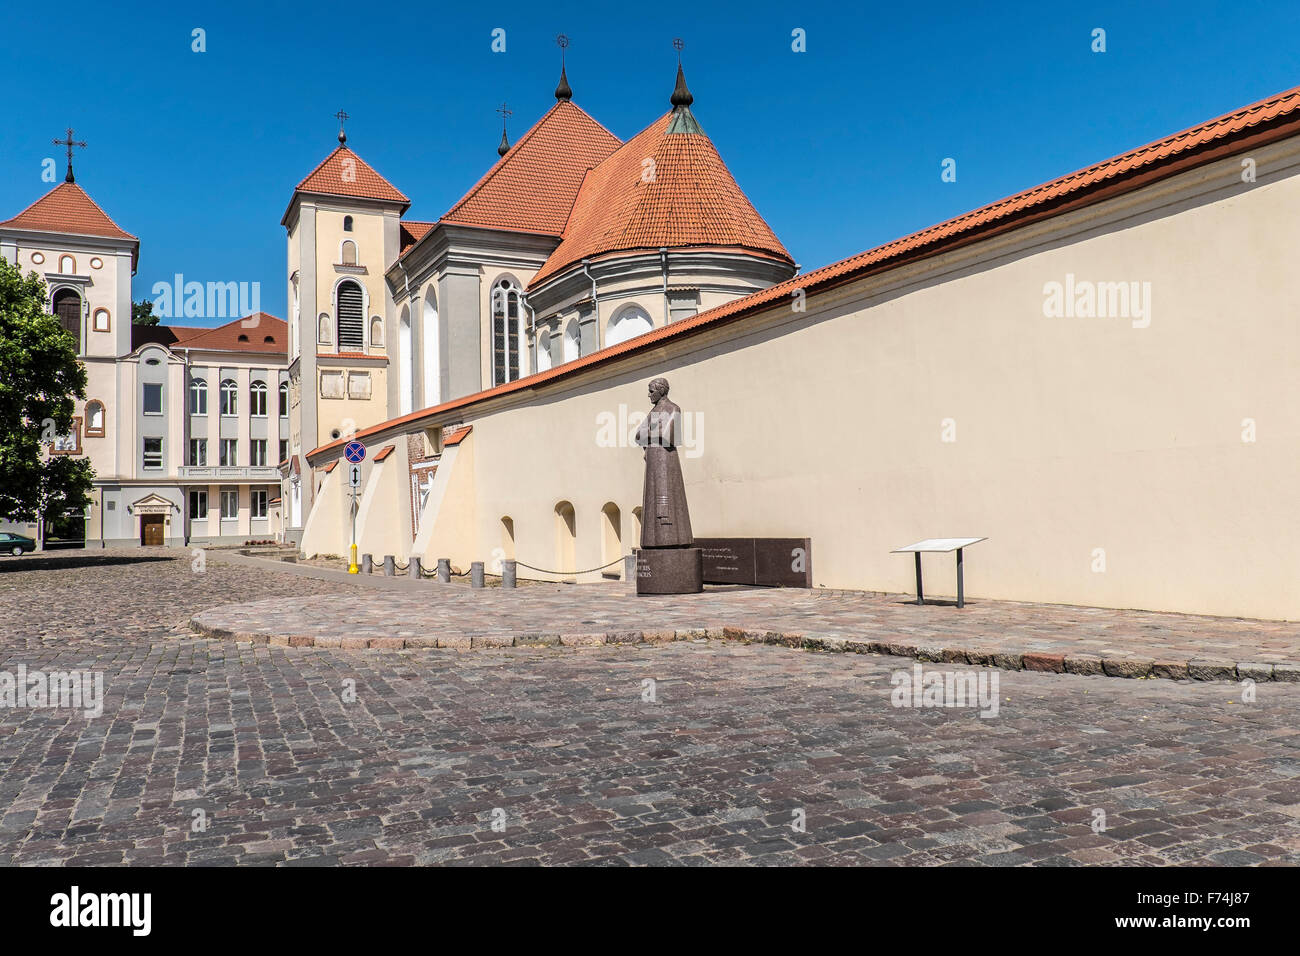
(348, 542, 359, 574)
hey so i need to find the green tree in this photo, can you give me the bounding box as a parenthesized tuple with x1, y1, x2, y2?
(132, 299, 159, 326)
(0, 257, 94, 548)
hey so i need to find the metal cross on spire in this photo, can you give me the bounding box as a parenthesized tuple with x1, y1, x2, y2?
(53, 128, 86, 183)
(334, 109, 350, 145)
(496, 102, 513, 157)
(554, 33, 573, 101)
(673, 37, 684, 61)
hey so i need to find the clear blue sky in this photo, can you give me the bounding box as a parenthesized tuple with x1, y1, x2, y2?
(3, 0, 1298, 327)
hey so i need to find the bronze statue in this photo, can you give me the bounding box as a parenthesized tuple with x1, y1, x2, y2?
(636, 377, 693, 548)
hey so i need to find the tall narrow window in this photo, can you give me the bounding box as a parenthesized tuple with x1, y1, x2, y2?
(219, 438, 238, 466)
(190, 489, 208, 520)
(492, 277, 521, 386)
(337, 281, 364, 350)
(278, 381, 288, 416)
(220, 379, 238, 416)
(189, 438, 207, 466)
(142, 438, 163, 470)
(220, 489, 238, 519)
(341, 240, 357, 265)
(250, 381, 267, 416)
(343, 215, 353, 232)
(142, 383, 163, 415)
(250, 439, 268, 466)
(190, 378, 208, 414)
(52, 289, 82, 349)
(251, 490, 268, 519)
(84, 400, 106, 437)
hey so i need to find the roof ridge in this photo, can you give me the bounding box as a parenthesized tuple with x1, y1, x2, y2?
(0, 181, 138, 241)
(293, 145, 409, 203)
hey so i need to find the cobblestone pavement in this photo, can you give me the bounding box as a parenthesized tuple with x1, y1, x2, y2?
(1, 551, 1298, 866)
(194, 551, 1300, 681)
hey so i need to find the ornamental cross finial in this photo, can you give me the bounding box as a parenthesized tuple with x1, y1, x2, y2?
(53, 128, 86, 183)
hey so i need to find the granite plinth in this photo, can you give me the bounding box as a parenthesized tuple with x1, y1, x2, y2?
(636, 547, 703, 595)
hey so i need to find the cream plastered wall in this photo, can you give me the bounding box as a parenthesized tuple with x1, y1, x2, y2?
(313, 204, 387, 349)
(314, 363, 390, 448)
(370, 141, 1300, 619)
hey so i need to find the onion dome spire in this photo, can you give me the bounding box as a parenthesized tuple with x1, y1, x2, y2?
(555, 34, 572, 101)
(334, 109, 349, 145)
(496, 102, 512, 157)
(666, 41, 703, 134)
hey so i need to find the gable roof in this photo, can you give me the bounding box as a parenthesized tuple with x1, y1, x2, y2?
(529, 109, 792, 288)
(137, 314, 287, 355)
(284, 146, 409, 223)
(309, 82, 1300, 461)
(438, 101, 622, 236)
(400, 220, 436, 256)
(1, 182, 139, 267)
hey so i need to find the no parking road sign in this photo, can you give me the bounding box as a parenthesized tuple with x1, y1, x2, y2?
(343, 440, 366, 464)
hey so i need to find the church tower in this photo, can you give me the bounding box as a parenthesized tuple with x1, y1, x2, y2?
(281, 114, 407, 537)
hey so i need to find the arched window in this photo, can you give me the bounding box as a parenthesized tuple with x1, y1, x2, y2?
(343, 215, 353, 232)
(278, 381, 288, 417)
(52, 288, 82, 348)
(601, 502, 622, 573)
(606, 304, 653, 347)
(423, 288, 439, 406)
(536, 327, 553, 372)
(58, 254, 75, 274)
(220, 379, 238, 416)
(250, 381, 267, 416)
(317, 313, 332, 345)
(398, 306, 412, 416)
(341, 239, 357, 265)
(189, 378, 208, 415)
(92, 308, 111, 332)
(370, 316, 384, 347)
(84, 400, 106, 438)
(563, 318, 580, 363)
(336, 280, 364, 350)
(491, 277, 522, 386)
(554, 501, 576, 577)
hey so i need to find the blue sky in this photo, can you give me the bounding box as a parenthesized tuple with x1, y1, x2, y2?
(3, 0, 1298, 327)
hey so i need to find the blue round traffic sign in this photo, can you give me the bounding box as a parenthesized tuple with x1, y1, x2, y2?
(343, 441, 366, 464)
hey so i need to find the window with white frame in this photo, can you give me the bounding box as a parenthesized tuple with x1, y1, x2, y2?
(220, 488, 238, 519)
(491, 277, 522, 385)
(220, 379, 238, 416)
(190, 378, 208, 414)
(142, 382, 163, 415)
(250, 381, 267, 416)
(190, 489, 208, 520)
(251, 490, 268, 519)
(142, 437, 163, 470)
(219, 438, 238, 466)
(278, 382, 288, 417)
(337, 281, 364, 350)
(250, 439, 268, 466)
(189, 438, 207, 466)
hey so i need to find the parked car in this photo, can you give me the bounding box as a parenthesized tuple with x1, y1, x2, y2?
(0, 532, 36, 556)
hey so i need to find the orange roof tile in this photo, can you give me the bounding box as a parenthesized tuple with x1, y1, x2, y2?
(439, 101, 621, 235)
(373, 444, 396, 462)
(0, 182, 136, 241)
(530, 110, 792, 288)
(308, 83, 1300, 461)
(443, 426, 472, 446)
(287, 146, 409, 220)
(400, 220, 436, 256)
(163, 314, 287, 354)
(323, 461, 338, 474)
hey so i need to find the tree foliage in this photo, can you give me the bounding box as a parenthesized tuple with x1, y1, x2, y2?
(132, 299, 159, 326)
(0, 257, 94, 525)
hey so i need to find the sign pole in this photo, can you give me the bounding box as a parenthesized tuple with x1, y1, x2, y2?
(348, 484, 358, 574)
(342, 441, 367, 573)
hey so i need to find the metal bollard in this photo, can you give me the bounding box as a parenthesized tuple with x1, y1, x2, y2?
(436, 558, 450, 583)
(361, 553, 373, 574)
(624, 553, 636, 582)
(502, 559, 517, 589)
(383, 555, 395, 576)
(471, 561, 484, 589)
(409, 556, 422, 579)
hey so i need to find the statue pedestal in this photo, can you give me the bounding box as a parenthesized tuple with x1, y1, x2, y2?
(636, 548, 703, 595)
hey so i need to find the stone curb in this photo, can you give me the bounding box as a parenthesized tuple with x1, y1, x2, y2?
(186, 615, 1298, 683)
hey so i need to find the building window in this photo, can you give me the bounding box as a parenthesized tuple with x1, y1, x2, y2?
(142, 438, 163, 470)
(142, 382, 163, 415)
(58, 254, 75, 274)
(341, 240, 357, 265)
(219, 438, 238, 466)
(51, 288, 82, 350)
(318, 313, 332, 345)
(337, 280, 364, 350)
(343, 215, 353, 232)
(279, 439, 289, 464)
(563, 318, 581, 363)
(251, 489, 268, 519)
(370, 316, 383, 348)
(250, 439, 268, 467)
(491, 277, 521, 386)
(278, 381, 288, 416)
(220, 488, 238, 519)
(189, 438, 207, 466)
(190, 378, 208, 414)
(92, 308, 111, 332)
(84, 400, 106, 437)
(250, 381, 267, 416)
(190, 489, 208, 520)
(220, 379, 238, 416)
(606, 304, 654, 347)
(50, 418, 82, 456)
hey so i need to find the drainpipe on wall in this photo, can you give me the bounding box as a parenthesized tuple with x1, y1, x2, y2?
(660, 247, 669, 325)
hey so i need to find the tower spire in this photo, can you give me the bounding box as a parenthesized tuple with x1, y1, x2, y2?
(555, 34, 572, 101)
(670, 39, 693, 108)
(334, 109, 349, 145)
(53, 128, 87, 183)
(496, 102, 513, 157)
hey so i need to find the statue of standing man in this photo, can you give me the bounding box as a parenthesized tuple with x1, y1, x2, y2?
(636, 378, 693, 548)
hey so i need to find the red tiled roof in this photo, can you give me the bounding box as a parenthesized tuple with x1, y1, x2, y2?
(161, 314, 287, 354)
(286, 146, 409, 222)
(1, 182, 136, 241)
(373, 444, 396, 462)
(530, 111, 793, 288)
(439, 101, 621, 235)
(130, 324, 206, 350)
(309, 83, 1300, 460)
(400, 220, 436, 256)
(443, 426, 472, 446)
